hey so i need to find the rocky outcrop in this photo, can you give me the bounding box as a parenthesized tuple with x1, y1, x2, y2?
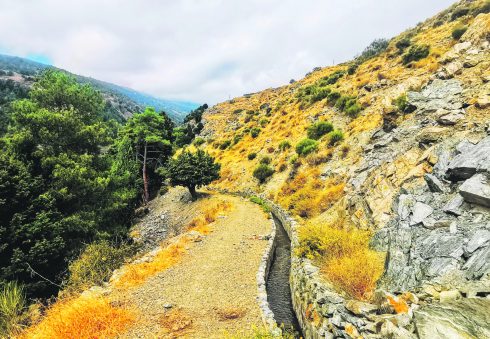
(414, 299, 490, 339)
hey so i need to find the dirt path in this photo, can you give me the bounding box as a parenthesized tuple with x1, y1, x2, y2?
(116, 193, 272, 338)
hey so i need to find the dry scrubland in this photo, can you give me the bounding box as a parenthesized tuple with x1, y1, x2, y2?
(201, 0, 490, 300)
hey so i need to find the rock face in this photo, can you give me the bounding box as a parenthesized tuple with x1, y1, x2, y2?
(459, 173, 490, 207)
(447, 137, 490, 181)
(414, 299, 490, 339)
(376, 135, 490, 293)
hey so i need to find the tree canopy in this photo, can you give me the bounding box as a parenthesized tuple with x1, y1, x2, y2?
(167, 149, 220, 200)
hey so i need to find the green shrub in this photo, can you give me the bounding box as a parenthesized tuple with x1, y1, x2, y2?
(289, 154, 299, 165)
(278, 140, 292, 151)
(193, 137, 205, 146)
(253, 164, 274, 183)
(65, 241, 136, 293)
(248, 152, 257, 160)
(472, 0, 490, 15)
(347, 63, 359, 75)
(326, 91, 341, 104)
(345, 103, 362, 117)
(395, 37, 411, 53)
(250, 127, 261, 138)
(329, 130, 344, 146)
(260, 156, 272, 165)
(320, 70, 345, 85)
(451, 7, 470, 20)
(233, 134, 243, 145)
(307, 121, 334, 140)
(296, 139, 319, 156)
(0, 282, 27, 337)
(219, 139, 232, 150)
(452, 25, 467, 40)
(259, 119, 269, 127)
(393, 94, 410, 113)
(250, 196, 271, 213)
(402, 44, 430, 65)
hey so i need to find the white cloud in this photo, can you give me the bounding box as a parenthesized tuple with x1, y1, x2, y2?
(0, 0, 455, 104)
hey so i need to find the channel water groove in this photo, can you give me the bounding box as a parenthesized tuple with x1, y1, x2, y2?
(266, 215, 301, 335)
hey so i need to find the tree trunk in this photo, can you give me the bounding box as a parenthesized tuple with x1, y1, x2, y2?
(188, 185, 197, 201)
(142, 142, 149, 205)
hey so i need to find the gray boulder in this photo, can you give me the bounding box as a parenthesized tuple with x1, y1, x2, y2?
(443, 194, 465, 216)
(425, 174, 449, 193)
(414, 299, 490, 339)
(463, 246, 490, 279)
(410, 202, 434, 225)
(447, 137, 490, 181)
(459, 174, 490, 207)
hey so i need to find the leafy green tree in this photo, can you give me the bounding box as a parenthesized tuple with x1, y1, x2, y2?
(118, 107, 173, 204)
(167, 149, 220, 200)
(0, 71, 135, 297)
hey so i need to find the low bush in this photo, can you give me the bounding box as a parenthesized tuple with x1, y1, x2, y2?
(393, 94, 410, 113)
(193, 137, 205, 146)
(395, 37, 411, 54)
(219, 140, 232, 150)
(249, 196, 271, 213)
(289, 154, 299, 165)
(247, 152, 257, 160)
(296, 139, 319, 156)
(259, 156, 271, 165)
(452, 25, 467, 40)
(451, 7, 470, 20)
(297, 220, 385, 300)
(328, 130, 344, 146)
(471, 0, 490, 15)
(233, 134, 242, 145)
(278, 140, 291, 151)
(259, 119, 269, 127)
(65, 241, 136, 293)
(253, 164, 274, 183)
(347, 63, 359, 75)
(0, 281, 27, 337)
(319, 70, 345, 86)
(250, 127, 261, 138)
(307, 121, 334, 140)
(402, 44, 430, 65)
(345, 103, 362, 117)
(326, 90, 341, 104)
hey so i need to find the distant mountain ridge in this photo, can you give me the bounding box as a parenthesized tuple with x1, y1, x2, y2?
(0, 54, 198, 122)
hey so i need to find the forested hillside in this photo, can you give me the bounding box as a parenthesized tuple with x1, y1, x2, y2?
(0, 54, 198, 126)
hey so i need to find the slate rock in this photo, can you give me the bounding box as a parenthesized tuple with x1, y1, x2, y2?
(466, 229, 490, 254)
(414, 299, 490, 339)
(437, 111, 464, 125)
(410, 202, 433, 225)
(463, 246, 490, 279)
(424, 174, 448, 193)
(447, 136, 490, 180)
(459, 174, 490, 207)
(443, 194, 465, 216)
(417, 233, 464, 259)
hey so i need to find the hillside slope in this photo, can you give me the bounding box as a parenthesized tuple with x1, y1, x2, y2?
(197, 0, 490, 336)
(0, 54, 198, 122)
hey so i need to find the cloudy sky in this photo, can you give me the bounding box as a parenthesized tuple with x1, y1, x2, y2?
(0, 0, 455, 104)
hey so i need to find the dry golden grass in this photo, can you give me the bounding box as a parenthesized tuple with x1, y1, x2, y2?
(277, 168, 344, 218)
(297, 218, 385, 300)
(187, 200, 232, 234)
(20, 295, 135, 339)
(114, 238, 189, 288)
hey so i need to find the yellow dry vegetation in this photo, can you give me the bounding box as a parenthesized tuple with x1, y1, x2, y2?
(19, 295, 135, 339)
(187, 200, 232, 234)
(276, 168, 345, 218)
(114, 238, 189, 288)
(297, 216, 385, 300)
